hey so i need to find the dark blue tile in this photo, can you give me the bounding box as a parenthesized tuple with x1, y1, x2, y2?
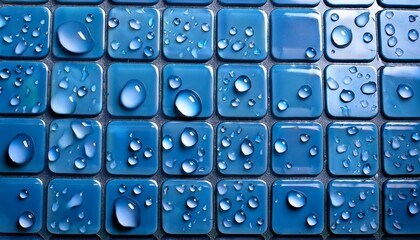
(165, 0, 212, 4)
(0, 7, 50, 59)
(0, 236, 42, 240)
(107, 63, 158, 117)
(56, 0, 103, 3)
(271, 9, 321, 61)
(2, 0, 46, 2)
(163, 8, 214, 61)
(381, 66, 420, 118)
(272, 0, 319, 6)
(327, 122, 378, 176)
(219, 0, 266, 6)
(52, 7, 105, 60)
(106, 121, 158, 175)
(325, 0, 373, 6)
(48, 119, 102, 174)
(105, 179, 158, 235)
(47, 179, 101, 234)
(328, 180, 379, 235)
(271, 65, 323, 119)
(217, 64, 267, 118)
(216, 180, 268, 234)
(216, 122, 268, 175)
(379, 10, 420, 61)
(111, 0, 158, 3)
(162, 122, 213, 176)
(217, 9, 268, 61)
(0, 178, 43, 233)
(50, 62, 103, 116)
(384, 180, 420, 234)
(325, 65, 378, 118)
(108, 7, 160, 61)
(0, 61, 47, 115)
(162, 64, 213, 118)
(382, 123, 420, 175)
(272, 122, 323, 175)
(379, 0, 420, 7)
(272, 180, 324, 235)
(161, 179, 213, 234)
(324, 10, 376, 62)
(0, 118, 45, 174)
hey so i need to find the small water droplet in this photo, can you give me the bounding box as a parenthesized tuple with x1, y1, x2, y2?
(300, 134, 310, 143)
(234, 210, 246, 224)
(173, 17, 181, 26)
(128, 37, 143, 50)
(168, 75, 182, 89)
(277, 99, 289, 111)
(19, 189, 29, 199)
(393, 220, 402, 230)
(85, 14, 94, 23)
(186, 196, 199, 209)
(127, 155, 138, 166)
(219, 198, 231, 211)
(8, 133, 34, 166)
(14, 39, 28, 55)
(57, 21, 94, 54)
(363, 163, 371, 175)
(108, 18, 119, 28)
(309, 146, 319, 157)
(176, 33, 187, 43)
(248, 196, 259, 209)
(385, 24, 395, 36)
(174, 90, 202, 117)
(327, 78, 339, 90)
(240, 139, 254, 156)
(118, 184, 127, 194)
(74, 157, 86, 169)
(408, 201, 419, 215)
(306, 213, 318, 227)
(305, 47, 316, 59)
(340, 89, 355, 103)
(163, 201, 173, 211)
(359, 191, 367, 200)
(388, 37, 398, 47)
(14, 77, 24, 87)
(181, 128, 198, 148)
(183, 22, 191, 31)
(18, 211, 35, 229)
(229, 27, 238, 36)
(218, 39, 228, 50)
(298, 85, 312, 99)
(143, 46, 154, 57)
(363, 32, 373, 43)
(274, 138, 288, 154)
(133, 185, 142, 195)
(181, 159, 198, 174)
(67, 192, 83, 208)
(201, 23, 210, 32)
(397, 84, 414, 99)
(361, 81, 377, 95)
(332, 25, 353, 48)
(143, 148, 153, 158)
(331, 13, 339, 21)
(232, 40, 245, 52)
(245, 27, 254, 37)
(412, 132, 420, 142)
(336, 144, 348, 154)
(355, 12, 370, 28)
(129, 138, 142, 152)
(347, 127, 359, 135)
(223, 218, 232, 228)
(341, 210, 351, 220)
(119, 79, 146, 109)
(114, 197, 140, 228)
(330, 191, 345, 207)
(234, 75, 251, 93)
(287, 190, 307, 208)
(129, 19, 141, 30)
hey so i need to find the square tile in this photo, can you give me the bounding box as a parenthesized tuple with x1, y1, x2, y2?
(379, 10, 420, 61)
(0, 62, 47, 115)
(272, 0, 319, 6)
(52, 7, 105, 60)
(48, 119, 102, 174)
(382, 123, 420, 175)
(47, 179, 101, 234)
(381, 66, 420, 118)
(108, 7, 160, 60)
(163, 8, 214, 61)
(216, 180, 268, 234)
(328, 180, 379, 235)
(0, 178, 43, 233)
(106, 121, 158, 175)
(162, 122, 213, 175)
(217, 9, 268, 61)
(0, 118, 45, 173)
(162, 179, 213, 234)
(325, 0, 374, 6)
(105, 179, 158, 235)
(325, 65, 378, 118)
(0, 7, 50, 59)
(107, 63, 158, 117)
(272, 180, 324, 235)
(272, 122, 323, 175)
(2, 0, 47, 2)
(50, 62, 103, 116)
(162, 64, 213, 118)
(217, 64, 267, 118)
(379, 1, 420, 8)
(165, 0, 212, 4)
(327, 122, 378, 176)
(271, 65, 322, 119)
(384, 180, 420, 234)
(324, 10, 376, 61)
(271, 9, 322, 61)
(56, 0, 103, 3)
(112, 0, 158, 3)
(219, 0, 266, 6)
(216, 122, 268, 175)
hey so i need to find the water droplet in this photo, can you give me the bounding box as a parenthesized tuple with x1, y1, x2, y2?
(305, 47, 316, 59)
(245, 27, 254, 37)
(274, 138, 288, 154)
(300, 134, 310, 143)
(181, 159, 198, 174)
(234, 210, 246, 224)
(287, 190, 307, 208)
(57, 21, 94, 54)
(240, 139, 254, 156)
(186, 197, 199, 209)
(340, 89, 355, 103)
(67, 192, 83, 208)
(409, 148, 419, 157)
(385, 24, 395, 36)
(19, 189, 29, 200)
(77, 86, 88, 97)
(118, 184, 127, 194)
(277, 99, 289, 111)
(162, 135, 173, 150)
(71, 121, 93, 140)
(229, 27, 238, 35)
(309, 146, 319, 157)
(331, 13, 339, 21)
(234, 75, 251, 93)
(143, 46, 154, 57)
(127, 155, 138, 166)
(128, 37, 143, 50)
(412, 132, 420, 142)
(174, 90, 202, 117)
(133, 185, 142, 195)
(408, 201, 419, 215)
(223, 218, 232, 228)
(298, 85, 312, 99)
(129, 19, 141, 30)
(397, 84, 414, 99)
(361, 81, 377, 95)
(181, 128, 198, 148)
(363, 32, 373, 43)
(330, 191, 345, 207)
(183, 22, 191, 31)
(114, 197, 140, 228)
(393, 220, 402, 230)
(18, 211, 35, 229)
(108, 18, 119, 28)
(341, 210, 351, 220)
(336, 144, 348, 154)
(348, 200, 356, 208)
(306, 214, 318, 227)
(119, 79, 146, 109)
(8, 133, 34, 165)
(129, 138, 142, 152)
(176, 33, 187, 43)
(332, 25, 353, 48)
(163, 201, 173, 212)
(74, 157, 86, 169)
(0, 68, 11, 80)
(232, 40, 245, 52)
(359, 191, 367, 200)
(355, 12, 370, 28)
(230, 98, 240, 108)
(248, 196, 259, 209)
(219, 198, 231, 211)
(14, 39, 28, 55)
(360, 223, 368, 232)
(48, 146, 60, 162)
(9, 95, 20, 107)
(218, 39, 228, 50)
(168, 75, 182, 89)
(388, 37, 398, 47)
(85, 14, 94, 23)
(201, 23, 210, 32)
(173, 17, 181, 26)
(347, 127, 359, 135)
(327, 78, 339, 90)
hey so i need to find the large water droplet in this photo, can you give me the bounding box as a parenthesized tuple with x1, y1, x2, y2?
(274, 138, 288, 154)
(114, 197, 141, 228)
(18, 211, 35, 229)
(129, 138, 142, 152)
(181, 128, 198, 148)
(361, 81, 377, 95)
(129, 19, 141, 30)
(8, 133, 34, 165)
(234, 210, 246, 224)
(397, 84, 414, 99)
(174, 90, 202, 117)
(168, 75, 182, 89)
(355, 12, 370, 28)
(234, 75, 251, 93)
(119, 79, 146, 109)
(186, 197, 199, 209)
(181, 159, 198, 174)
(232, 40, 245, 52)
(219, 198, 231, 211)
(57, 21, 94, 54)
(340, 89, 355, 103)
(330, 191, 345, 207)
(240, 139, 254, 156)
(332, 25, 353, 48)
(298, 85, 312, 99)
(287, 190, 307, 208)
(408, 201, 419, 215)
(128, 37, 143, 50)
(408, 29, 419, 42)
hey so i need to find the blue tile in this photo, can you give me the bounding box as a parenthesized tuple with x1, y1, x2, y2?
(384, 180, 420, 234)
(325, 0, 374, 6)
(379, 10, 420, 61)
(50, 62, 103, 116)
(107, 63, 158, 117)
(48, 119, 102, 174)
(271, 65, 322, 119)
(162, 179, 213, 234)
(271, 9, 321, 61)
(216, 122, 268, 175)
(327, 122, 378, 176)
(111, 0, 158, 3)
(381, 66, 420, 118)
(324, 10, 376, 62)
(217, 9, 268, 61)
(162, 64, 213, 118)
(272, 0, 319, 6)
(47, 179, 101, 235)
(379, 0, 420, 7)
(382, 123, 420, 175)
(328, 180, 379, 235)
(165, 0, 212, 4)
(106, 121, 158, 175)
(105, 179, 158, 235)
(272, 122, 323, 175)
(272, 180, 324, 235)
(162, 122, 213, 176)
(52, 7, 105, 60)
(216, 180, 268, 234)
(0, 62, 47, 115)
(163, 8, 213, 61)
(108, 7, 159, 61)
(56, 0, 103, 3)
(0, 7, 50, 59)
(2, 0, 46, 2)
(325, 65, 378, 118)
(217, 64, 267, 118)
(0, 178, 43, 233)
(0, 236, 42, 240)
(219, 0, 266, 6)
(0, 118, 45, 174)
